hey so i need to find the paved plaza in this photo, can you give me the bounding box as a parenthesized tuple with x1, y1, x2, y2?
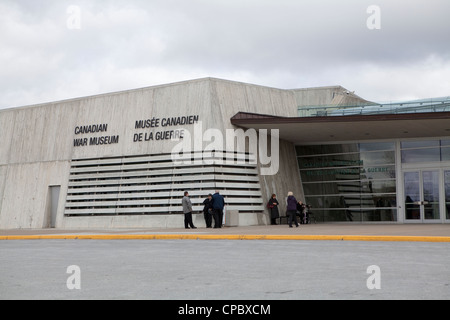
(1, 224, 450, 300)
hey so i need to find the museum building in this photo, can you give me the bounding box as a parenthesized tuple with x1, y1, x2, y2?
(1, 78, 449, 229)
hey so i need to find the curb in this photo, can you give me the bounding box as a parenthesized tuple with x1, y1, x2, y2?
(1, 234, 450, 242)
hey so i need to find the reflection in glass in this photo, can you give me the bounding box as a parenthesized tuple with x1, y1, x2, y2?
(445, 171, 450, 220)
(404, 172, 420, 220)
(401, 148, 440, 163)
(302, 180, 396, 196)
(401, 139, 450, 163)
(360, 151, 396, 166)
(423, 171, 440, 220)
(441, 147, 450, 162)
(296, 144, 359, 156)
(304, 209, 397, 222)
(305, 195, 396, 209)
(359, 142, 395, 152)
(401, 140, 440, 149)
(297, 142, 398, 222)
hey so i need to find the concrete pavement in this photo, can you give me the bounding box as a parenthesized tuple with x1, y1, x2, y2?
(2, 224, 450, 300)
(1, 239, 449, 300)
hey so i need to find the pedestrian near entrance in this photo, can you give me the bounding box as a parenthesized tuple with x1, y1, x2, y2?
(182, 191, 197, 229)
(297, 201, 308, 224)
(268, 194, 280, 225)
(202, 194, 213, 228)
(211, 190, 225, 228)
(286, 192, 299, 228)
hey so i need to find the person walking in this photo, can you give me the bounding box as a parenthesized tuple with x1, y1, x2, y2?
(286, 191, 299, 228)
(202, 194, 213, 228)
(268, 194, 280, 225)
(182, 191, 197, 229)
(211, 190, 225, 228)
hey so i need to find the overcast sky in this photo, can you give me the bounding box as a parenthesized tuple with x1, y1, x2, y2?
(1, 0, 449, 109)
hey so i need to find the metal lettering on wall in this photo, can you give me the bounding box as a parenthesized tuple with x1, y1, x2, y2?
(73, 123, 120, 147)
(72, 115, 200, 147)
(133, 115, 199, 143)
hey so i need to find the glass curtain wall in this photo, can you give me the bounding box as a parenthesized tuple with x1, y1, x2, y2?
(445, 171, 450, 220)
(297, 142, 397, 222)
(401, 139, 450, 163)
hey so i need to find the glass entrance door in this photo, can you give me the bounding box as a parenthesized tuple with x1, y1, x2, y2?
(404, 170, 441, 222)
(444, 171, 450, 220)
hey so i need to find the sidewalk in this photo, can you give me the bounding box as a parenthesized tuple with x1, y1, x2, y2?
(1, 223, 450, 242)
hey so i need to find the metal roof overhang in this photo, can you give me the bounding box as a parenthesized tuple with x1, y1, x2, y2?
(230, 112, 450, 144)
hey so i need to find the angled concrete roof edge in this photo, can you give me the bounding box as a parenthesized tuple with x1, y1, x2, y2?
(289, 85, 345, 91)
(2, 77, 331, 112)
(231, 111, 289, 121)
(1, 77, 216, 112)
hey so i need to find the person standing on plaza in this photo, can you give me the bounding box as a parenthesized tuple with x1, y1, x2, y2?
(286, 191, 299, 228)
(202, 194, 213, 228)
(182, 191, 197, 229)
(211, 190, 225, 228)
(268, 194, 280, 225)
(297, 201, 307, 224)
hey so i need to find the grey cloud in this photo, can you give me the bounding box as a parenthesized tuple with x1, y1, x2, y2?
(0, 0, 449, 109)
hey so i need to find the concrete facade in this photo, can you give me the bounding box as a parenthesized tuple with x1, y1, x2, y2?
(0, 78, 304, 229)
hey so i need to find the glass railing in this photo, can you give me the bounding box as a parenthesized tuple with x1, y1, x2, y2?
(298, 97, 450, 117)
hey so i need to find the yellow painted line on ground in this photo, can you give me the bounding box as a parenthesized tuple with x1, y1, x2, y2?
(1, 234, 450, 242)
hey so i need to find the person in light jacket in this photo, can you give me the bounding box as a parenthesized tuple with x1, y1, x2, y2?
(182, 191, 197, 229)
(286, 191, 299, 228)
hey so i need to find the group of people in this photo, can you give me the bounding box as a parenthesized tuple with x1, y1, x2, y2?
(268, 192, 310, 228)
(183, 190, 309, 229)
(182, 190, 225, 229)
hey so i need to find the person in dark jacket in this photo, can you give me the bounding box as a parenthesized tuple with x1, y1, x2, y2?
(268, 194, 280, 225)
(211, 190, 225, 228)
(286, 192, 299, 228)
(202, 194, 213, 228)
(297, 201, 307, 224)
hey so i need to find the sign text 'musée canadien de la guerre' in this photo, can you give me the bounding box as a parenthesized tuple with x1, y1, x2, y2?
(73, 115, 199, 147)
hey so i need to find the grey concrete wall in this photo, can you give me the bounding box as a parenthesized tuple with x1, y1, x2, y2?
(293, 86, 343, 108)
(258, 139, 304, 219)
(1, 78, 299, 163)
(1, 79, 212, 164)
(0, 162, 70, 229)
(292, 86, 373, 108)
(0, 109, 15, 165)
(0, 165, 7, 227)
(0, 78, 304, 229)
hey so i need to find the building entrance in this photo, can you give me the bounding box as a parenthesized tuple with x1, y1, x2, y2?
(403, 169, 450, 223)
(404, 170, 440, 222)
